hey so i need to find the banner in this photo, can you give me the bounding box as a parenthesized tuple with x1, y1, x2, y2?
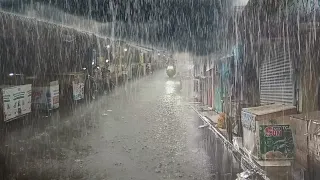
(2, 84, 32, 121)
(50, 81, 60, 109)
(259, 125, 294, 160)
(32, 81, 59, 110)
(72, 81, 84, 101)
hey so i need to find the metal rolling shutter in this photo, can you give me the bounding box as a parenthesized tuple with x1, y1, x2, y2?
(260, 43, 294, 105)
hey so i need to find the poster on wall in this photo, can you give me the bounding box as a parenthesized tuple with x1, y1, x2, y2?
(50, 82, 60, 109)
(33, 86, 44, 104)
(241, 111, 256, 131)
(259, 125, 294, 160)
(72, 81, 84, 101)
(2, 84, 32, 122)
(32, 81, 59, 110)
(32, 87, 48, 110)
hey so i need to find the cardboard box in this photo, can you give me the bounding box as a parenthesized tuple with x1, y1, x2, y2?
(1, 84, 32, 121)
(241, 104, 297, 160)
(290, 112, 320, 168)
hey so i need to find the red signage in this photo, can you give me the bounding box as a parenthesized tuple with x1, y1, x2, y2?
(32, 91, 42, 99)
(264, 126, 283, 137)
(53, 96, 59, 104)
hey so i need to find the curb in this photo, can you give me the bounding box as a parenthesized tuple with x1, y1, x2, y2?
(190, 105, 229, 142)
(190, 105, 270, 180)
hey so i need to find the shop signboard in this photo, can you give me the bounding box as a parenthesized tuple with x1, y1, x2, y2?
(259, 125, 294, 160)
(2, 84, 32, 121)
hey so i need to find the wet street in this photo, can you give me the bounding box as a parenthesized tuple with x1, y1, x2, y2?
(1, 70, 241, 180)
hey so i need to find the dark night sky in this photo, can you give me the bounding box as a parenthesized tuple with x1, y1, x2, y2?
(0, 0, 231, 55)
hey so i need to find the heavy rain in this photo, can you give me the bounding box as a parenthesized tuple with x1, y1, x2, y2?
(0, 0, 319, 180)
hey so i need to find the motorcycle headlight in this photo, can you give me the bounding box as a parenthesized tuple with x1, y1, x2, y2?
(167, 66, 174, 70)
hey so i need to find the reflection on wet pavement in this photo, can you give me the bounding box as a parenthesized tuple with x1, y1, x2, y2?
(1, 71, 240, 180)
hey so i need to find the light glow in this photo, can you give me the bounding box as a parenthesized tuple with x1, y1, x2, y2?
(167, 66, 174, 70)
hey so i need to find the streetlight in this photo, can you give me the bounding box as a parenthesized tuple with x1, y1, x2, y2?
(106, 45, 110, 49)
(124, 48, 128, 52)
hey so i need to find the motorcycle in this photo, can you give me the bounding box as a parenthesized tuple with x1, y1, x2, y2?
(166, 65, 176, 78)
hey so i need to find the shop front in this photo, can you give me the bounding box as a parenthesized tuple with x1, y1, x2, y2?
(260, 41, 295, 106)
(214, 62, 223, 113)
(206, 59, 214, 108)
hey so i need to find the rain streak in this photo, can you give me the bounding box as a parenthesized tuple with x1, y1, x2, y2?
(0, 1, 319, 180)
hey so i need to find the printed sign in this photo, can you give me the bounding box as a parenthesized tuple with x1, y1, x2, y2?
(72, 81, 84, 101)
(241, 111, 256, 131)
(2, 84, 32, 121)
(32, 87, 48, 109)
(259, 125, 294, 160)
(50, 84, 59, 109)
(32, 81, 59, 110)
(53, 96, 59, 105)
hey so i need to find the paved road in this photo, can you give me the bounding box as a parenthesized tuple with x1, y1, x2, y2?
(1, 70, 241, 180)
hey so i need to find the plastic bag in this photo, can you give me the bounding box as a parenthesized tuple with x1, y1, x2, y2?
(217, 113, 226, 129)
